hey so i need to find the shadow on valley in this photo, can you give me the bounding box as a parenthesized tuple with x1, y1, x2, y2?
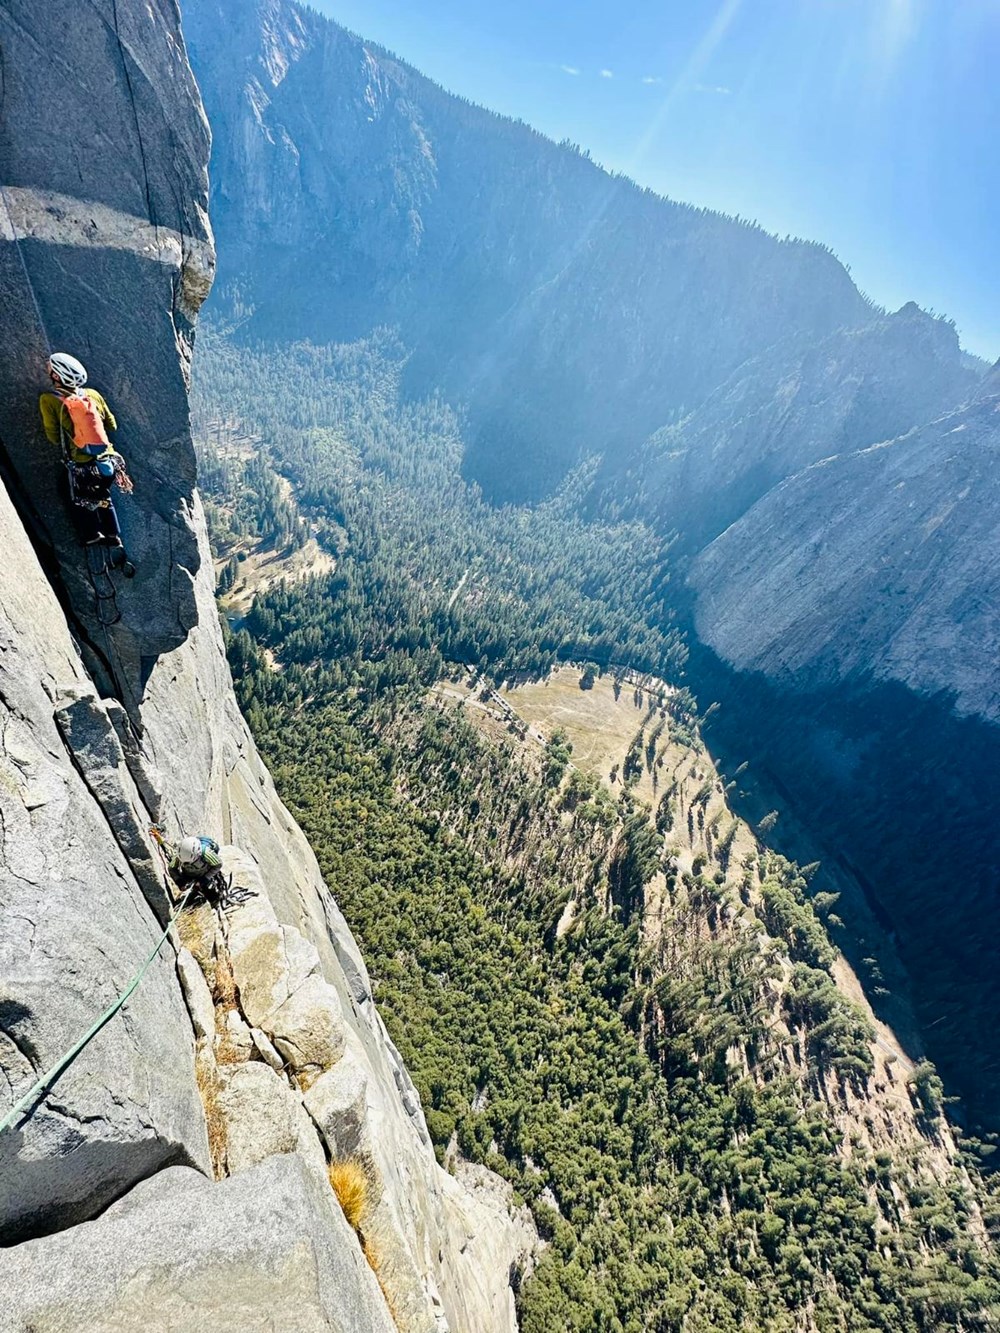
(688, 640, 1000, 1141)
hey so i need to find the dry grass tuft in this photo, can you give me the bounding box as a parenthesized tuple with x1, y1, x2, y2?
(296, 1064, 324, 1092)
(213, 947, 239, 1014)
(175, 902, 216, 975)
(330, 1161, 400, 1327)
(329, 1159, 369, 1231)
(194, 1051, 227, 1179)
(214, 1032, 247, 1066)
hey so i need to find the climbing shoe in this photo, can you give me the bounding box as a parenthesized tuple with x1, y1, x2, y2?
(108, 543, 136, 578)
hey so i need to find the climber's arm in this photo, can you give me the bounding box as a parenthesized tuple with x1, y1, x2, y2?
(38, 393, 64, 446)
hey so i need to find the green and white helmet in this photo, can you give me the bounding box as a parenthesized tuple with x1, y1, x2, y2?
(177, 835, 222, 872)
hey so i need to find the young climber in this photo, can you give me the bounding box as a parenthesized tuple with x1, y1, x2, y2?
(149, 828, 255, 911)
(38, 352, 135, 575)
(151, 827, 224, 888)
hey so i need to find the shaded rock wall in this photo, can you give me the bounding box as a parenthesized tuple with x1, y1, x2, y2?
(0, 462, 210, 1245)
(0, 0, 216, 1246)
(0, 0, 214, 696)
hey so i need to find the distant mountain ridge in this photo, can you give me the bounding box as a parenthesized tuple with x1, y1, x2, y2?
(182, 0, 913, 502)
(180, 0, 991, 713)
(616, 301, 982, 549)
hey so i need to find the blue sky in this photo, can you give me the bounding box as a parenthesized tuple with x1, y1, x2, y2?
(314, 0, 999, 360)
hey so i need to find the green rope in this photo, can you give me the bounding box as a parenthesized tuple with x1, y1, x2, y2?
(0, 884, 195, 1137)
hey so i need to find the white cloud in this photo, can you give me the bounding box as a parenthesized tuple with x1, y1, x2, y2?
(560, 64, 580, 76)
(694, 82, 732, 94)
(600, 69, 614, 79)
(642, 75, 663, 85)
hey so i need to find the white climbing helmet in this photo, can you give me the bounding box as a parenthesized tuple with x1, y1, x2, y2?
(177, 835, 208, 869)
(47, 352, 88, 389)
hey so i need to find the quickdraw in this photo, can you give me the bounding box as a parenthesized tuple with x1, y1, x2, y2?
(194, 870, 257, 913)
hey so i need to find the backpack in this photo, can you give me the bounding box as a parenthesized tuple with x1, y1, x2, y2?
(60, 392, 110, 452)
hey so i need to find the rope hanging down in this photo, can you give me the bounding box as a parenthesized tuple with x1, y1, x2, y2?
(0, 880, 195, 1139)
(84, 542, 124, 627)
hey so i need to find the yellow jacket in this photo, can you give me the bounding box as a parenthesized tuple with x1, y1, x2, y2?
(39, 389, 119, 464)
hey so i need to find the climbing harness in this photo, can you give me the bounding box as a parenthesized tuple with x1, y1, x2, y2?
(46, 366, 142, 720)
(0, 879, 198, 1138)
(63, 433, 134, 628)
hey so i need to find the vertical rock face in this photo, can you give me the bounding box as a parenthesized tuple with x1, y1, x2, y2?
(0, 0, 216, 1244)
(1, 4, 534, 1328)
(634, 302, 982, 551)
(690, 388, 1000, 719)
(183, 0, 437, 278)
(0, 0, 215, 693)
(0, 465, 212, 1245)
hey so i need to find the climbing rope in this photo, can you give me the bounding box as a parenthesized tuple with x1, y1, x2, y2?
(0, 879, 197, 1139)
(62, 430, 141, 710)
(83, 541, 124, 627)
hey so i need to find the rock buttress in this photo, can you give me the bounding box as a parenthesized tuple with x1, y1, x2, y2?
(0, 0, 215, 706)
(0, 463, 210, 1245)
(1, 3, 535, 1326)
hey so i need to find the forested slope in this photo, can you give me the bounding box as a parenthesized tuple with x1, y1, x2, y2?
(191, 329, 1000, 1331)
(179, 0, 1000, 1256)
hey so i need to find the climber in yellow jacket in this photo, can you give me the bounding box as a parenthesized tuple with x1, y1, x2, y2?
(39, 352, 135, 573)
